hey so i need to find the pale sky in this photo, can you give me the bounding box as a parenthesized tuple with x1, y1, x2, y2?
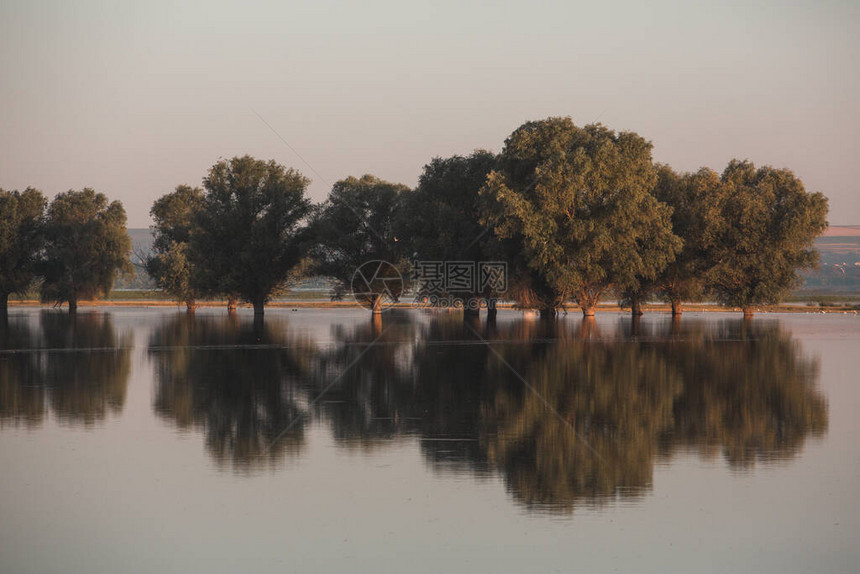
(1, 0, 857, 227)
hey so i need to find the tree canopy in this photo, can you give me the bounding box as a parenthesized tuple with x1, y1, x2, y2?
(707, 160, 829, 315)
(311, 174, 409, 313)
(481, 118, 681, 316)
(145, 185, 205, 311)
(0, 187, 46, 311)
(397, 151, 499, 312)
(40, 188, 132, 312)
(188, 156, 312, 315)
(651, 165, 726, 315)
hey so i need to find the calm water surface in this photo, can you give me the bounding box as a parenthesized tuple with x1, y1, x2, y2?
(0, 308, 857, 573)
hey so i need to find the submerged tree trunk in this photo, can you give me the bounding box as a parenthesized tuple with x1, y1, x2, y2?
(253, 298, 265, 316)
(253, 312, 264, 338)
(743, 307, 754, 319)
(0, 292, 8, 314)
(539, 307, 557, 319)
(68, 299, 78, 314)
(577, 291, 599, 317)
(227, 298, 237, 313)
(486, 298, 498, 322)
(463, 293, 481, 318)
(670, 314, 683, 336)
(631, 296, 644, 316)
(671, 299, 683, 316)
(371, 293, 382, 316)
(629, 314, 643, 336)
(185, 299, 197, 314)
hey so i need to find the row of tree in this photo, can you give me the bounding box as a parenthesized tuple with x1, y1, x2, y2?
(1, 117, 828, 316)
(0, 187, 131, 313)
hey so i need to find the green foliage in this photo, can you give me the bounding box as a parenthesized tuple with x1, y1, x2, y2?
(481, 117, 680, 314)
(652, 165, 726, 309)
(396, 151, 501, 308)
(40, 188, 132, 310)
(146, 185, 204, 308)
(707, 160, 829, 309)
(398, 151, 497, 275)
(311, 174, 409, 305)
(0, 187, 46, 308)
(188, 156, 312, 313)
(146, 242, 195, 306)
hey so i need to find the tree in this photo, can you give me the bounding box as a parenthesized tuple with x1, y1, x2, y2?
(707, 160, 828, 317)
(41, 189, 132, 313)
(0, 187, 46, 313)
(310, 175, 409, 314)
(145, 185, 204, 312)
(652, 165, 726, 316)
(481, 118, 680, 317)
(188, 156, 312, 315)
(397, 151, 498, 316)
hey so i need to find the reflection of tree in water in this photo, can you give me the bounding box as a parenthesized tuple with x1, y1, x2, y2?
(312, 311, 420, 451)
(661, 319, 827, 469)
(0, 312, 132, 427)
(314, 314, 828, 514)
(481, 323, 682, 512)
(148, 314, 315, 472)
(0, 314, 46, 427)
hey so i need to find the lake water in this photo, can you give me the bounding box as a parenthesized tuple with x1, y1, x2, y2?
(1, 308, 858, 573)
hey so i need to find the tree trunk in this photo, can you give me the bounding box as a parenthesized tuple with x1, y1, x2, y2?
(68, 299, 77, 314)
(227, 298, 237, 313)
(743, 307, 754, 319)
(371, 294, 382, 316)
(253, 313, 264, 339)
(463, 293, 481, 317)
(253, 298, 265, 316)
(185, 299, 197, 314)
(0, 292, 8, 314)
(671, 299, 682, 316)
(577, 291, 598, 317)
(631, 297, 643, 316)
(486, 298, 498, 322)
(463, 305, 480, 318)
(540, 307, 557, 319)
